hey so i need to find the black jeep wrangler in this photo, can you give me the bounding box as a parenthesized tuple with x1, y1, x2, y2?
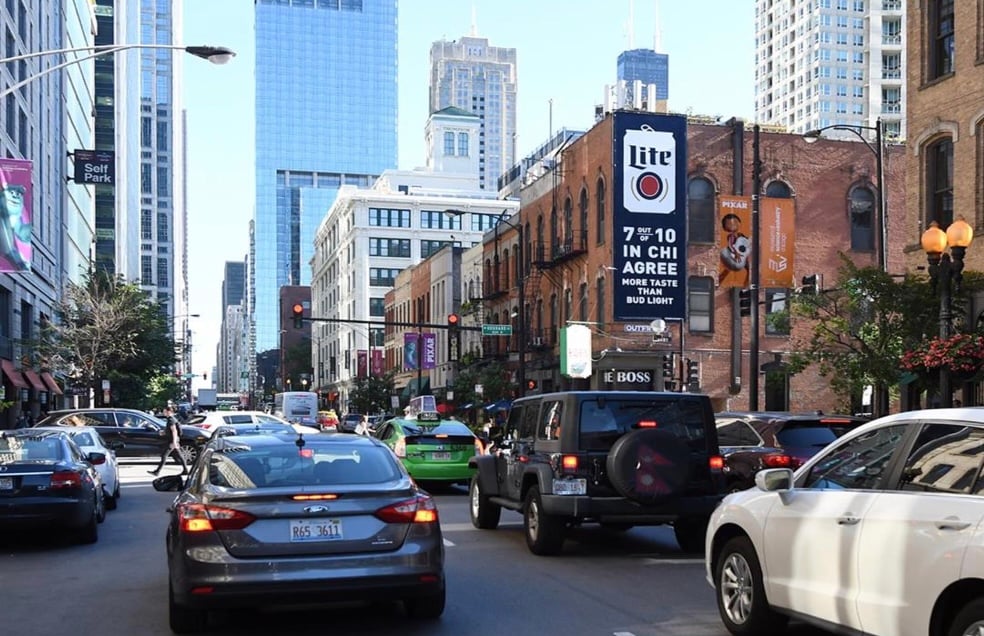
(468, 391, 725, 555)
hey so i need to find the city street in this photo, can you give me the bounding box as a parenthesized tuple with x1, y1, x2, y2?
(0, 458, 829, 636)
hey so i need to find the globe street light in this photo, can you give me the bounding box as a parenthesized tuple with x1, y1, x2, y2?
(921, 217, 974, 407)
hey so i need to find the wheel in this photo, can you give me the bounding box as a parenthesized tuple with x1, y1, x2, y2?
(469, 476, 501, 529)
(948, 598, 984, 636)
(169, 582, 207, 634)
(606, 429, 692, 504)
(95, 490, 106, 523)
(524, 486, 565, 556)
(179, 443, 197, 465)
(103, 488, 117, 510)
(113, 480, 121, 499)
(673, 516, 709, 554)
(404, 584, 446, 619)
(76, 505, 98, 545)
(715, 536, 787, 635)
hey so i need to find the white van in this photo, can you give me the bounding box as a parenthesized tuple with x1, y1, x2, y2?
(274, 391, 320, 427)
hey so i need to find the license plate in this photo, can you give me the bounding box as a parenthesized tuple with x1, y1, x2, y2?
(289, 518, 343, 542)
(0, 477, 11, 490)
(553, 479, 586, 496)
(430, 452, 451, 461)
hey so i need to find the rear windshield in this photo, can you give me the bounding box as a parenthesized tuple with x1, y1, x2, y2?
(71, 432, 96, 447)
(207, 443, 402, 489)
(775, 423, 839, 449)
(578, 398, 709, 451)
(0, 435, 63, 462)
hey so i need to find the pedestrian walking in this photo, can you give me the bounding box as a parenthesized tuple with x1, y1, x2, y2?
(149, 406, 188, 475)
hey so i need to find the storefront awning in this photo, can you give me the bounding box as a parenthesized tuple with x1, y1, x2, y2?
(40, 372, 63, 395)
(22, 369, 46, 392)
(1, 359, 27, 389)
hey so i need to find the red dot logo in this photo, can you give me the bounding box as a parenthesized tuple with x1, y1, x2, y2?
(634, 172, 665, 201)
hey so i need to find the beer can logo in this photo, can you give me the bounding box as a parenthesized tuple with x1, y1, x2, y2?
(622, 127, 677, 214)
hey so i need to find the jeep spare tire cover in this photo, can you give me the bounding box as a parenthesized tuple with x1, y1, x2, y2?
(606, 429, 692, 504)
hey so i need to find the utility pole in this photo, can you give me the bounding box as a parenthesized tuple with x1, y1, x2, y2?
(749, 124, 762, 411)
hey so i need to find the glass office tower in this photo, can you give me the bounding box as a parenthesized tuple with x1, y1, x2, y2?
(253, 0, 398, 353)
(617, 49, 668, 101)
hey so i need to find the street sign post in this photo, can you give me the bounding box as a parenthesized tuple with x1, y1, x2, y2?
(481, 324, 513, 336)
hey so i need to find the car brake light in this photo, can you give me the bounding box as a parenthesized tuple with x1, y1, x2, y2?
(292, 494, 339, 501)
(394, 438, 406, 458)
(298, 448, 314, 458)
(561, 455, 579, 471)
(638, 420, 658, 428)
(374, 494, 439, 524)
(177, 503, 255, 533)
(50, 470, 82, 489)
(709, 455, 724, 471)
(763, 454, 793, 468)
(435, 434, 449, 438)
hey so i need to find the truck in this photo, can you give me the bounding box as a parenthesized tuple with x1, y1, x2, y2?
(197, 388, 217, 411)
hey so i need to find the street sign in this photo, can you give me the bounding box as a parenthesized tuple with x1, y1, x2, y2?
(652, 332, 671, 344)
(481, 323, 513, 336)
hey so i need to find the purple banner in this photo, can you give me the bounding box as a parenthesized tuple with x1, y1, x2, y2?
(357, 350, 368, 378)
(371, 349, 384, 375)
(0, 158, 32, 273)
(403, 333, 419, 370)
(422, 333, 436, 370)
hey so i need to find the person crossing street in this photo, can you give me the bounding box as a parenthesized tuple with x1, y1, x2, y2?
(149, 406, 188, 475)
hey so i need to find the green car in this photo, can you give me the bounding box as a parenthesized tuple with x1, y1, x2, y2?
(375, 417, 481, 484)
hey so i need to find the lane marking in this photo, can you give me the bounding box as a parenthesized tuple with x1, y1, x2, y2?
(443, 538, 455, 547)
(614, 632, 636, 636)
(642, 558, 703, 565)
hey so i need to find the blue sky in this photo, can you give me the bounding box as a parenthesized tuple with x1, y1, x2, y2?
(182, 0, 754, 387)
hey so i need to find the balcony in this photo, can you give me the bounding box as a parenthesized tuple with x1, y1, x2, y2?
(533, 230, 589, 269)
(881, 34, 902, 46)
(882, 0, 902, 11)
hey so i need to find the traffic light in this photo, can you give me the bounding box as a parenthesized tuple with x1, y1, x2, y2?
(447, 313, 462, 362)
(526, 379, 538, 391)
(801, 273, 821, 296)
(292, 303, 304, 328)
(661, 354, 674, 379)
(686, 359, 700, 390)
(202, 373, 207, 381)
(739, 289, 751, 317)
(447, 313, 460, 328)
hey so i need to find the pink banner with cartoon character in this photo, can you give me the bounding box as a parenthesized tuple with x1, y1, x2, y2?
(0, 158, 32, 273)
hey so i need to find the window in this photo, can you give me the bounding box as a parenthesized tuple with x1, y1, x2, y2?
(802, 424, 906, 490)
(140, 209, 152, 240)
(368, 208, 411, 228)
(420, 210, 460, 230)
(765, 181, 792, 198)
(765, 289, 790, 335)
(443, 131, 455, 156)
(850, 186, 875, 251)
(420, 240, 457, 258)
(688, 277, 713, 332)
(369, 268, 401, 287)
(687, 177, 715, 243)
(539, 401, 563, 441)
(926, 138, 954, 228)
(928, 0, 955, 79)
(457, 132, 469, 156)
(141, 163, 152, 194)
(596, 276, 606, 327)
(157, 213, 169, 242)
(579, 283, 588, 322)
(141, 255, 153, 285)
(716, 420, 763, 446)
(898, 424, 984, 494)
(471, 213, 497, 232)
(141, 116, 152, 147)
(157, 257, 169, 288)
(595, 177, 606, 244)
(368, 238, 410, 257)
(578, 188, 589, 243)
(369, 298, 385, 317)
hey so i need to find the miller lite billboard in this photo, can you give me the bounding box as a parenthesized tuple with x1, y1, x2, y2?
(612, 112, 688, 321)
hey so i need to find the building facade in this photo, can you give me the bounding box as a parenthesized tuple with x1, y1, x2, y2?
(252, 0, 398, 356)
(754, 0, 906, 140)
(429, 33, 517, 191)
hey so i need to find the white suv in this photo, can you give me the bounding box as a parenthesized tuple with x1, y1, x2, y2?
(705, 407, 984, 636)
(188, 411, 320, 437)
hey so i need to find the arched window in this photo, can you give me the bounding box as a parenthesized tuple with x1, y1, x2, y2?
(550, 205, 558, 257)
(579, 187, 589, 243)
(564, 196, 574, 245)
(765, 181, 792, 198)
(687, 177, 715, 243)
(484, 259, 493, 296)
(525, 221, 532, 272)
(501, 247, 510, 289)
(550, 293, 558, 343)
(564, 288, 573, 325)
(596, 276, 606, 327)
(514, 248, 521, 287)
(849, 186, 875, 251)
(536, 215, 545, 262)
(579, 282, 588, 322)
(595, 177, 606, 244)
(926, 137, 954, 228)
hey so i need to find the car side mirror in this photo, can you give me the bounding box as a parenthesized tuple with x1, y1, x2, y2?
(152, 474, 185, 492)
(755, 468, 794, 492)
(87, 451, 106, 465)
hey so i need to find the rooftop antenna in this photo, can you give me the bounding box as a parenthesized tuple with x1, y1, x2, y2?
(470, 3, 478, 36)
(653, 0, 663, 52)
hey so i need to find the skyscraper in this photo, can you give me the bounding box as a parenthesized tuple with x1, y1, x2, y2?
(754, 0, 905, 140)
(252, 0, 398, 353)
(429, 30, 517, 192)
(617, 49, 668, 101)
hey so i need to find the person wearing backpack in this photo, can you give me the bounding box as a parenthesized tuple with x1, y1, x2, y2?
(149, 406, 188, 475)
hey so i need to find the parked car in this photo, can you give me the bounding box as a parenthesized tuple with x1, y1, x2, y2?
(706, 407, 984, 636)
(154, 432, 445, 633)
(185, 410, 319, 437)
(374, 416, 481, 485)
(33, 425, 121, 509)
(339, 413, 364, 433)
(469, 391, 726, 555)
(0, 429, 105, 543)
(714, 417, 797, 492)
(35, 408, 210, 463)
(714, 411, 869, 466)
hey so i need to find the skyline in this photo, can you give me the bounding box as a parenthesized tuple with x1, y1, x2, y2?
(182, 0, 755, 392)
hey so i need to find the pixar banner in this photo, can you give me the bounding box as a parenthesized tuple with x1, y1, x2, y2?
(612, 112, 687, 321)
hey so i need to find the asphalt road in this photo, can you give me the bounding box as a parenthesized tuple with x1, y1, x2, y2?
(0, 458, 830, 636)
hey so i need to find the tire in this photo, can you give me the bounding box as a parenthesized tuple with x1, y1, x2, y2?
(76, 505, 98, 545)
(104, 487, 117, 511)
(114, 480, 121, 499)
(524, 486, 565, 556)
(715, 536, 787, 635)
(948, 598, 984, 636)
(673, 516, 709, 554)
(606, 429, 692, 504)
(169, 583, 207, 634)
(95, 491, 106, 523)
(469, 476, 501, 530)
(404, 585, 446, 619)
(179, 443, 197, 465)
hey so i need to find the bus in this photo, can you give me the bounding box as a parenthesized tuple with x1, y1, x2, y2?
(274, 391, 319, 426)
(216, 393, 243, 411)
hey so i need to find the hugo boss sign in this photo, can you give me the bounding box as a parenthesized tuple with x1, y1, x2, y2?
(612, 112, 687, 321)
(603, 370, 653, 385)
(73, 149, 115, 185)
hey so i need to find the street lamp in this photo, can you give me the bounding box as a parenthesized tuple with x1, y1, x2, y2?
(803, 119, 886, 271)
(921, 217, 974, 407)
(0, 44, 235, 100)
(446, 208, 527, 397)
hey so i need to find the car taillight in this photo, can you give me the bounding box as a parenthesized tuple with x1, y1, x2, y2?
(50, 470, 82, 489)
(374, 493, 439, 524)
(763, 454, 793, 468)
(561, 455, 579, 472)
(638, 420, 658, 428)
(177, 503, 255, 533)
(394, 438, 406, 458)
(709, 455, 724, 471)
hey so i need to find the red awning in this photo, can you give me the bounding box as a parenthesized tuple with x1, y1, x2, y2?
(0, 359, 27, 389)
(22, 369, 46, 392)
(40, 372, 63, 395)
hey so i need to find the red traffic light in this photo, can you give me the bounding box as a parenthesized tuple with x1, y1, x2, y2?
(447, 313, 460, 326)
(292, 303, 304, 316)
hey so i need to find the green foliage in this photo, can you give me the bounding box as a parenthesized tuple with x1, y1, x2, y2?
(146, 373, 185, 408)
(347, 371, 396, 414)
(450, 359, 510, 408)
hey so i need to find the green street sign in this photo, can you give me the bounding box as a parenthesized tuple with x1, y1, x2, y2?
(482, 323, 513, 336)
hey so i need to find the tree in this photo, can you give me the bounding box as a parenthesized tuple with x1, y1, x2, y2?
(347, 371, 396, 414)
(37, 270, 177, 409)
(787, 256, 941, 412)
(450, 358, 511, 411)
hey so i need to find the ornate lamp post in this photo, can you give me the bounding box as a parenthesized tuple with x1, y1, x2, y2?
(921, 216, 974, 407)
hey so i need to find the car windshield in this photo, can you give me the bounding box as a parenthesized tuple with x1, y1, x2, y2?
(578, 398, 709, 451)
(775, 423, 840, 449)
(207, 442, 402, 489)
(0, 435, 63, 462)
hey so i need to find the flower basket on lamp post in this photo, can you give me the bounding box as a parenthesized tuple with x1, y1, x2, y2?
(900, 334, 984, 400)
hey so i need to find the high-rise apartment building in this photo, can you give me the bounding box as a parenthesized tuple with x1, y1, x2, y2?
(754, 0, 905, 140)
(429, 32, 517, 191)
(222, 260, 245, 313)
(252, 0, 398, 355)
